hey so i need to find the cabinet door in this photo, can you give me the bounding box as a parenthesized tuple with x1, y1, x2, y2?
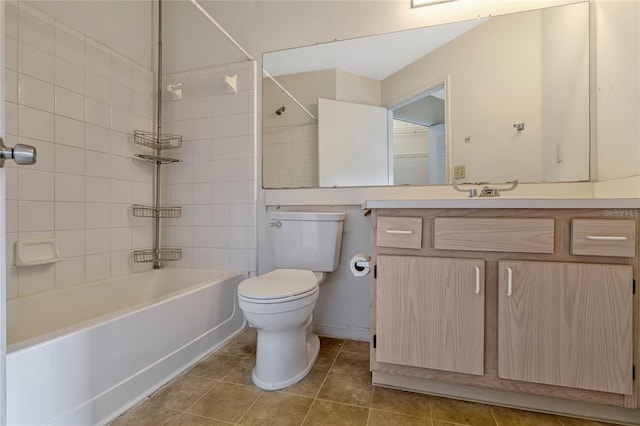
(376, 255, 485, 375)
(498, 261, 633, 395)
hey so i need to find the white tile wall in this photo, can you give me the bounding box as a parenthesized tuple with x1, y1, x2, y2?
(162, 61, 257, 275)
(4, 2, 155, 298)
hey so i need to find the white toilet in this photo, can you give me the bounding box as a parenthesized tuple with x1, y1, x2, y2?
(238, 211, 345, 390)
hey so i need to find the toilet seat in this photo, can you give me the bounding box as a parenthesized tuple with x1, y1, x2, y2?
(238, 269, 319, 304)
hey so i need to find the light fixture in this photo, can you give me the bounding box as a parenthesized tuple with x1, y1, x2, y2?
(412, 0, 455, 8)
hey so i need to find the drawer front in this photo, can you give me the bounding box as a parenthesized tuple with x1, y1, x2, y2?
(376, 216, 422, 249)
(571, 219, 636, 257)
(434, 218, 554, 253)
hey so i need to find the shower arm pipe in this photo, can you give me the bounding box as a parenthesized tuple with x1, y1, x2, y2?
(262, 69, 317, 121)
(189, 0, 254, 62)
(154, 0, 164, 269)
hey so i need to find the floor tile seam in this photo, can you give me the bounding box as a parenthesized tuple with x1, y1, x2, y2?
(233, 387, 265, 425)
(326, 368, 373, 379)
(429, 410, 498, 426)
(298, 398, 316, 426)
(179, 378, 226, 419)
(173, 411, 235, 425)
(365, 405, 374, 425)
(158, 377, 222, 411)
(144, 402, 184, 417)
(368, 406, 431, 420)
(312, 350, 341, 400)
(271, 390, 316, 402)
(314, 396, 373, 410)
(487, 405, 500, 426)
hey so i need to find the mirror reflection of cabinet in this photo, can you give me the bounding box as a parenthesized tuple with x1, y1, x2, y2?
(376, 255, 485, 376)
(498, 260, 634, 395)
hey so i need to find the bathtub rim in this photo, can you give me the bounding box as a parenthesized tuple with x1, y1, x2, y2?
(7, 268, 246, 354)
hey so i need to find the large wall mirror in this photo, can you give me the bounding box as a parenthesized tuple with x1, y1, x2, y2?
(262, 2, 590, 189)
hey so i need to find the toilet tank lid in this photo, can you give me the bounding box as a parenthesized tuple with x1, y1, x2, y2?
(270, 211, 345, 221)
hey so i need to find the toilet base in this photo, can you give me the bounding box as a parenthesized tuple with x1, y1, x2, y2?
(252, 333, 320, 391)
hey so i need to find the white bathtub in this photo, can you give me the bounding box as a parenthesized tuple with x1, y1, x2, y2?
(6, 268, 247, 425)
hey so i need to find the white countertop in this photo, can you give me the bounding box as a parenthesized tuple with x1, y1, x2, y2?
(362, 198, 640, 210)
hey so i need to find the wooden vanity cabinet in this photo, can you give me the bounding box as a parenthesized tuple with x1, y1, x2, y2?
(498, 260, 634, 395)
(370, 208, 640, 415)
(376, 255, 485, 375)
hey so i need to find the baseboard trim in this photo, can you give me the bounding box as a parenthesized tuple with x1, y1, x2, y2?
(373, 372, 640, 425)
(314, 323, 370, 341)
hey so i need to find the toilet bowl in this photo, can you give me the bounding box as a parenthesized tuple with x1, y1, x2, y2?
(237, 211, 345, 391)
(238, 269, 322, 390)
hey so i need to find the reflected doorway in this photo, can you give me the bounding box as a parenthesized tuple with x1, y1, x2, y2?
(389, 82, 448, 185)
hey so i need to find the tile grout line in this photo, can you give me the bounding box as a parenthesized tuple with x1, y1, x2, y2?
(180, 333, 257, 424)
(234, 388, 264, 425)
(298, 337, 346, 425)
(488, 405, 500, 426)
(168, 378, 222, 421)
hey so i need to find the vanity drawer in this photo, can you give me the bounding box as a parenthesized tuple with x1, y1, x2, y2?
(571, 219, 636, 257)
(376, 216, 422, 249)
(434, 218, 554, 253)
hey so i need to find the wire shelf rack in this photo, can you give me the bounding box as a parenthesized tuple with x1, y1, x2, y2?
(133, 248, 182, 263)
(133, 130, 183, 151)
(134, 154, 182, 164)
(132, 205, 182, 219)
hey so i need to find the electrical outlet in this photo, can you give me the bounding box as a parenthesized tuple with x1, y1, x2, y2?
(454, 165, 466, 179)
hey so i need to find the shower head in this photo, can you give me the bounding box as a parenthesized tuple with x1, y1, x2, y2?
(275, 106, 286, 116)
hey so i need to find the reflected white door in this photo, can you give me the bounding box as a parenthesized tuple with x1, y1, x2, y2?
(318, 98, 389, 187)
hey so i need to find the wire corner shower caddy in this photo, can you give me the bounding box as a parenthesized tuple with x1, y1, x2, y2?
(132, 0, 183, 269)
(131, 131, 184, 268)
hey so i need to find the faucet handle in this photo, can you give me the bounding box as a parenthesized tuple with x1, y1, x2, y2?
(452, 181, 478, 198)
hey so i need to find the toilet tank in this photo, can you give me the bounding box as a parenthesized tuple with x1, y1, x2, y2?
(269, 211, 345, 272)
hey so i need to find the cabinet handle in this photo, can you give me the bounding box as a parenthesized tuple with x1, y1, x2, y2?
(474, 266, 480, 295)
(506, 267, 513, 296)
(385, 230, 413, 234)
(586, 235, 627, 241)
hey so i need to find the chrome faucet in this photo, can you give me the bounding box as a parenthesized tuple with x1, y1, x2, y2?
(453, 180, 519, 198)
(478, 180, 519, 197)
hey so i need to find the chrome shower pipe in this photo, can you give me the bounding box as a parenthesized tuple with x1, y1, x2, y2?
(153, 0, 163, 269)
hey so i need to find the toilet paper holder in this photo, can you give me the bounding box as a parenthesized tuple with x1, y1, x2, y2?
(354, 260, 370, 271)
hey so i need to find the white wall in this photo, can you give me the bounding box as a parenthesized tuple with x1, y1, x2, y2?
(595, 0, 640, 181)
(4, 1, 155, 299)
(335, 70, 381, 106)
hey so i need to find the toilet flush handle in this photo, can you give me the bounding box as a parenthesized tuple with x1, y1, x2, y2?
(269, 221, 282, 228)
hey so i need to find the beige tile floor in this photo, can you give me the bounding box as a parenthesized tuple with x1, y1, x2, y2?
(113, 329, 621, 426)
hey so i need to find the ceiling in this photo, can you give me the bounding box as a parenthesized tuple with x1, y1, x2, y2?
(263, 17, 486, 81)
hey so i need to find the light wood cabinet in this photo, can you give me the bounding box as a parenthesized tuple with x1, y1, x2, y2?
(498, 261, 634, 395)
(370, 208, 640, 417)
(376, 255, 485, 375)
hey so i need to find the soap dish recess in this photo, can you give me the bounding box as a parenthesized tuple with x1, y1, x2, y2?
(15, 239, 63, 266)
